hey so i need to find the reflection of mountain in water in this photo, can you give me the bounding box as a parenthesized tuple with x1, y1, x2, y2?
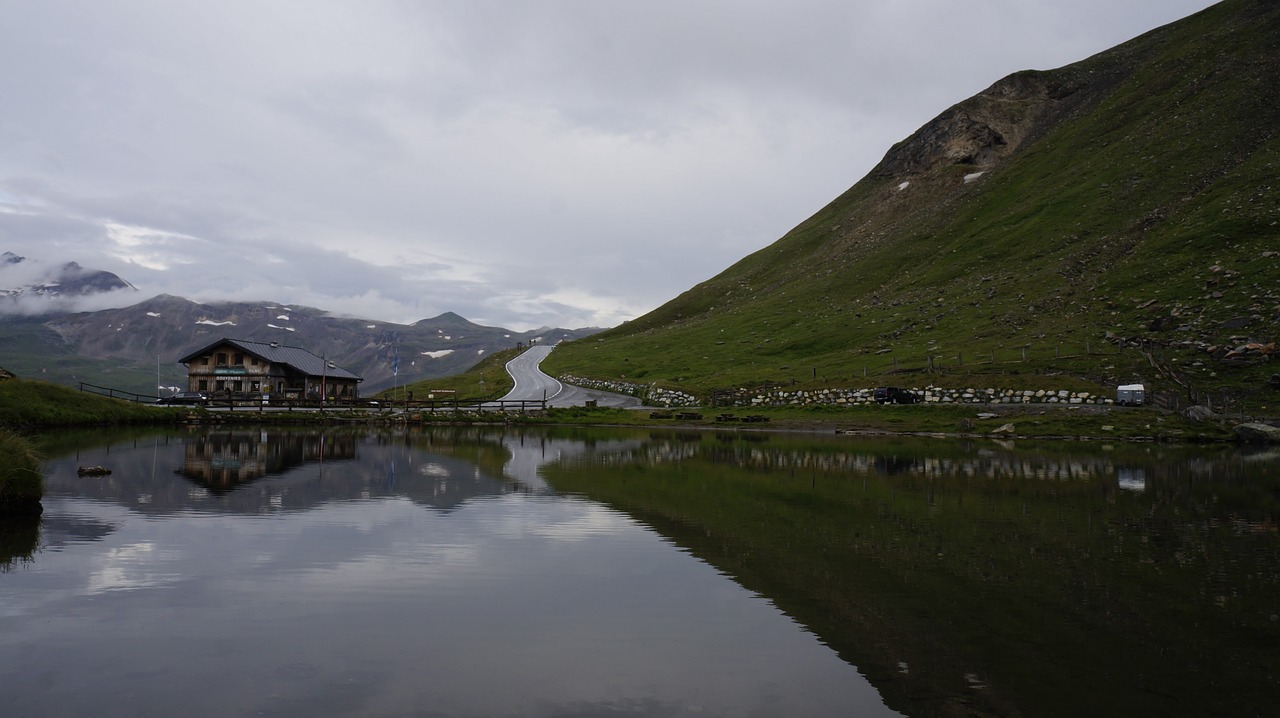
(578, 432, 1255, 497)
(539, 431, 1280, 718)
(42, 428, 519, 516)
(35, 513, 119, 547)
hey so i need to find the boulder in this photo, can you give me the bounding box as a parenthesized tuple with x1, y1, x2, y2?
(1184, 405, 1217, 422)
(1234, 423, 1280, 444)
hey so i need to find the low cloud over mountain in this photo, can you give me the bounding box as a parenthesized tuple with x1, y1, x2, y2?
(1, 251, 137, 315)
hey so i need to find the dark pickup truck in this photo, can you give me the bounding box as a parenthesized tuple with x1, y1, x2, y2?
(157, 391, 210, 405)
(873, 387, 920, 404)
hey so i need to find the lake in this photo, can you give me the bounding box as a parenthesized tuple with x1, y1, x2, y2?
(2, 425, 1277, 717)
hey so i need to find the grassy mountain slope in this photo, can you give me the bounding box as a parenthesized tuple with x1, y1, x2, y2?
(374, 347, 521, 401)
(545, 0, 1279, 409)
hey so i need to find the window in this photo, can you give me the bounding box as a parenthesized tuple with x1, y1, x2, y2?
(198, 380, 208, 391)
(234, 353, 244, 365)
(216, 352, 228, 366)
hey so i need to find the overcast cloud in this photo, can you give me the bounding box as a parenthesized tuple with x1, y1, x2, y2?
(0, 0, 1217, 330)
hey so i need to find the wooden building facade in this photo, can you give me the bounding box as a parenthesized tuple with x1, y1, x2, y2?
(179, 338, 363, 400)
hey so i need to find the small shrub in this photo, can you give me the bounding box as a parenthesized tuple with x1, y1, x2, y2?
(0, 428, 43, 514)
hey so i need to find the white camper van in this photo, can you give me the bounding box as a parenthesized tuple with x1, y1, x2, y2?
(1116, 384, 1146, 406)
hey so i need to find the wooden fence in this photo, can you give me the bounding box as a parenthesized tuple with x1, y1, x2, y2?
(77, 383, 545, 413)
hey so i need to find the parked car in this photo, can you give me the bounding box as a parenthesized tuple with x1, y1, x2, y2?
(873, 387, 920, 405)
(158, 391, 209, 405)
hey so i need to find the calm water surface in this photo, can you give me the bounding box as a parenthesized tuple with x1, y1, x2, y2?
(2, 426, 1277, 717)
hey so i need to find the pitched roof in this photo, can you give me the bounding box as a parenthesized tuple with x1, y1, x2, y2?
(179, 338, 361, 381)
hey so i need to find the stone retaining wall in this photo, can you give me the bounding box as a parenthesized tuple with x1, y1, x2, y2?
(559, 376, 700, 407)
(746, 387, 1110, 407)
(559, 375, 1112, 408)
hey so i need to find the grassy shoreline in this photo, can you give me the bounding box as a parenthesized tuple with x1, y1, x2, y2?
(0, 428, 43, 515)
(0, 364, 1250, 444)
(0, 373, 194, 513)
(0, 379, 1240, 444)
(538, 402, 1238, 443)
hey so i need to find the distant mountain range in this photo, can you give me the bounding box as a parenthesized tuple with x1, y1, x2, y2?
(0, 255, 600, 396)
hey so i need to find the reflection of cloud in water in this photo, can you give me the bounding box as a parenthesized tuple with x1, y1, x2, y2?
(1117, 467, 1146, 492)
(480, 496, 633, 545)
(294, 543, 484, 593)
(526, 502, 633, 543)
(87, 542, 184, 594)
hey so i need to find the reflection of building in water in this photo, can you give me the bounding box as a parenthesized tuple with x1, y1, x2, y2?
(179, 431, 358, 492)
(873, 455, 919, 476)
(1116, 466, 1146, 492)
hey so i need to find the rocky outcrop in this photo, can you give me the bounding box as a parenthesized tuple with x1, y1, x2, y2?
(1115, 256, 1279, 371)
(1184, 405, 1218, 422)
(1233, 423, 1280, 444)
(871, 68, 1098, 180)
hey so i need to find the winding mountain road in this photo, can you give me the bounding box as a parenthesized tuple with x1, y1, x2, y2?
(499, 344, 642, 408)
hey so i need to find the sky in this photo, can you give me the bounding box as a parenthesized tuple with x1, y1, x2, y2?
(0, 0, 1219, 331)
